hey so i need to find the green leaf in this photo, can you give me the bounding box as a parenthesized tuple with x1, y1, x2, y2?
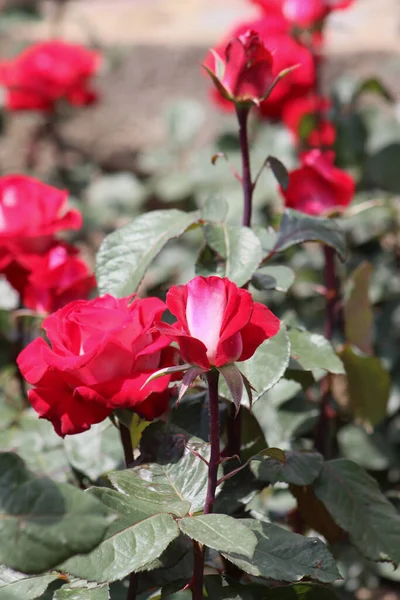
(339, 346, 390, 427)
(251, 451, 324, 486)
(0, 566, 59, 600)
(337, 425, 389, 471)
(313, 458, 400, 562)
(353, 77, 394, 103)
(344, 262, 373, 354)
(179, 514, 257, 558)
(61, 487, 180, 582)
(222, 519, 341, 583)
(96, 209, 200, 296)
(165, 100, 205, 148)
(272, 209, 346, 260)
(196, 223, 262, 286)
(366, 143, 400, 194)
(288, 329, 345, 374)
(54, 585, 109, 599)
(223, 324, 290, 407)
(112, 440, 210, 514)
(251, 265, 295, 292)
(0, 411, 72, 482)
(298, 114, 318, 142)
(64, 421, 123, 481)
(0, 453, 112, 574)
(267, 156, 289, 191)
(204, 575, 268, 599)
(200, 197, 229, 223)
(260, 582, 341, 599)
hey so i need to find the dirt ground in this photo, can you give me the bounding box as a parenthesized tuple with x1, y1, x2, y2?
(1, 0, 400, 168)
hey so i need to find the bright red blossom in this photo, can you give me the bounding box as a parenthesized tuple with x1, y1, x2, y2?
(157, 276, 280, 370)
(282, 95, 336, 147)
(17, 295, 177, 437)
(5, 243, 96, 314)
(0, 174, 81, 270)
(205, 18, 315, 119)
(251, 0, 354, 28)
(280, 149, 355, 216)
(0, 40, 100, 112)
(205, 30, 274, 104)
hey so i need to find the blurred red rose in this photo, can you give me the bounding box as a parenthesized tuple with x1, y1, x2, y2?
(204, 30, 274, 105)
(0, 174, 81, 271)
(282, 95, 336, 147)
(205, 18, 315, 119)
(0, 40, 100, 112)
(157, 276, 280, 370)
(17, 295, 177, 436)
(251, 0, 354, 28)
(4, 243, 95, 314)
(280, 149, 355, 215)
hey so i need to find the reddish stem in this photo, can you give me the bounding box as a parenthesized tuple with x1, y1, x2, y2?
(119, 424, 138, 600)
(236, 105, 253, 227)
(191, 370, 221, 600)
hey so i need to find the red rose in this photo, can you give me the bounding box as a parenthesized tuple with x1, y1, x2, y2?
(205, 18, 315, 119)
(5, 243, 95, 314)
(0, 40, 100, 112)
(157, 276, 280, 370)
(0, 175, 81, 271)
(282, 95, 336, 148)
(204, 30, 275, 105)
(17, 295, 176, 436)
(280, 149, 355, 216)
(251, 0, 354, 27)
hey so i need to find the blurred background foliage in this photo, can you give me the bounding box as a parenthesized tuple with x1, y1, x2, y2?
(1, 1, 400, 599)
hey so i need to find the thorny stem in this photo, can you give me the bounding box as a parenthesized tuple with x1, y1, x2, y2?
(119, 423, 138, 600)
(191, 370, 221, 600)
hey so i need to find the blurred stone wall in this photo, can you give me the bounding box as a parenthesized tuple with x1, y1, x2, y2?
(1, 0, 399, 168)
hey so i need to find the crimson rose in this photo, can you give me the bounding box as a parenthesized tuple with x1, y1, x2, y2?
(157, 276, 280, 370)
(0, 40, 100, 112)
(281, 149, 355, 216)
(17, 295, 177, 436)
(0, 174, 81, 272)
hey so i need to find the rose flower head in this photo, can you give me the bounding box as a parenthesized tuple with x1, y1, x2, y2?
(280, 149, 355, 216)
(17, 295, 178, 437)
(0, 174, 81, 272)
(203, 30, 277, 106)
(149, 276, 280, 411)
(0, 40, 101, 112)
(204, 19, 314, 119)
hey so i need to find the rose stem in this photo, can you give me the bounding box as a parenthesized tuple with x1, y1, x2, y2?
(226, 105, 253, 461)
(192, 370, 221, 600)
(119, 423, 139, 600)
(236, 105, 253, 227)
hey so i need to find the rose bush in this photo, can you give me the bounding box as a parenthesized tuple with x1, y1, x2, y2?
(0, 40, 100, 111)
(17, 294, 177, 436)
(282, 95, 336, 147)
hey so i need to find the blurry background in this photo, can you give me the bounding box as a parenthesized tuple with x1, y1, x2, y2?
(0, 0, 399, 168)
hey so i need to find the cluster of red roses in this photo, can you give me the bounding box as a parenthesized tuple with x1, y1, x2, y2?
(0, 175, 95, 314)
(0, 40, 102, 313)
(206, 0, 355, 216)
(17, 277, 280, 437)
